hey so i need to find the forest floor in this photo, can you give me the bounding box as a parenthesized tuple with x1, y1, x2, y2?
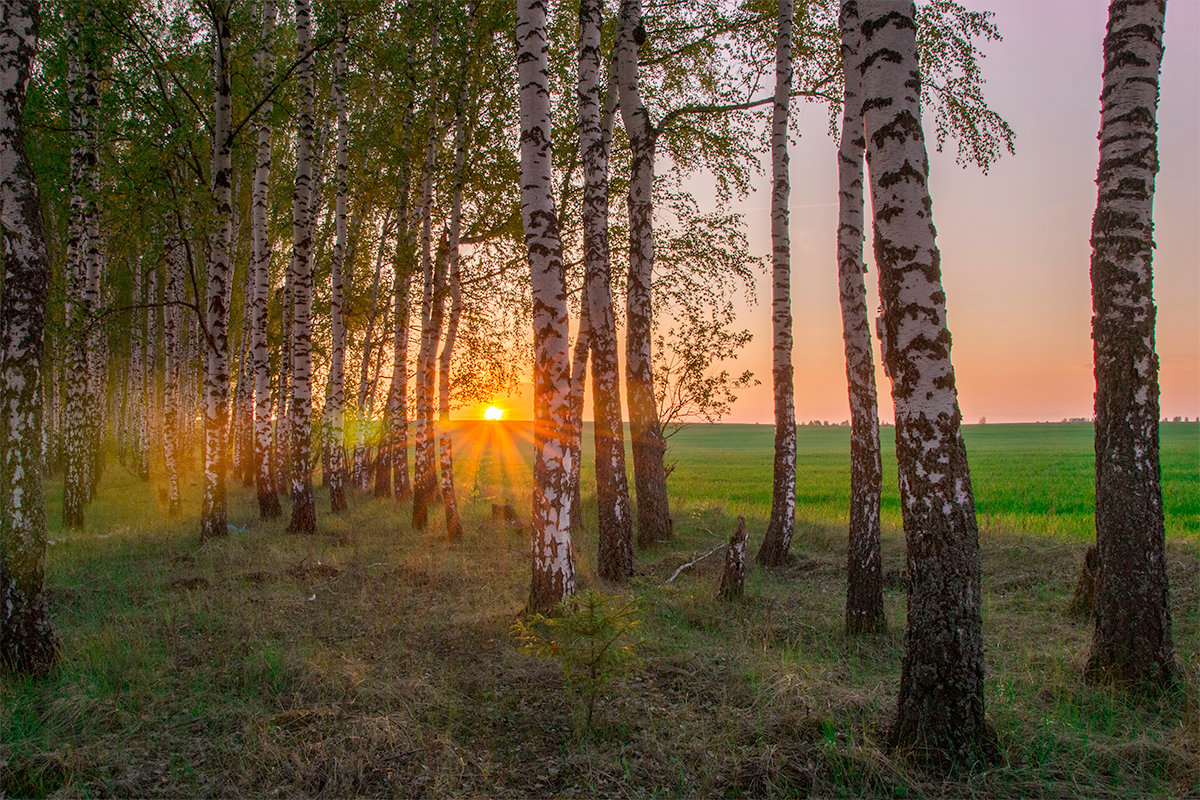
(2, 422, 1198, 798)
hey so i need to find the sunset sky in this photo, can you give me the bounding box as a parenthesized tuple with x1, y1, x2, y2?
(486, 0, 1200, 425)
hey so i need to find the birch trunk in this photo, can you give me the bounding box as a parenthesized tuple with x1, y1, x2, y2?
(566, 296, 588, 535)
(578, 4, 634, 580)
(757, 0, 797, 568)
(617, 0, 671, 547)
(61, 18, 98, 529)
(287, 0, 317, 534)
(326, 12, 350, 513)
(438, 21, 474, 544)
(518, 0, 575, 612)
(838, 0, 884, 635)
(201, 2, 234, 541)
(163, 234, 183, 515)
(356, 229, 385, 490)
(1087, 0, 1173, 687)
(139, 264, 155, 481)
(385, 207, 413, 502)
(0, 0, 60, 674)
(251, 0, 281, 519)
(411, 12, 441, 530)
(857, 1, 987, 762)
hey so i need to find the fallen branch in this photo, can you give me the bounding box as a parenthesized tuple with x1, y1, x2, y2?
(666, 542, 726, 584)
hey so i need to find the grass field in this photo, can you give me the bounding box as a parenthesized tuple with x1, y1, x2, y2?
(2, 422, 1197, 797)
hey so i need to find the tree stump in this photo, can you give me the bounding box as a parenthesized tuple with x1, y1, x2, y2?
(717, 516, 748, 601)
(1068, 545, 1098, 619)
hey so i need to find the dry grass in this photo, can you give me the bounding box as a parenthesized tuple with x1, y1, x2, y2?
(3, 426, 1198, 798)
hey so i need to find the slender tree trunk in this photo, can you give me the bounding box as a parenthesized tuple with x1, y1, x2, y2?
(758, 0, 797, 568)
(518, 0, 576, 612)
(287, 0, 317, 535)
(838, 0, 884, 635)
(411, 12, 442, 531)
(139, 264, 155, 481)
(858, 0, 987, 763)
(0, 0, 61, 675)
(356, 230, 385, 490)
(251, 0, 281, 519)
(61, 18, 98, 529)
(201, 2, 234, 542)
(163, 234, 183, 516)
(1087, 0, 1173, 688)
(617, 0, 671, 547)
(326, 12, 350, 513)
(578, 7, 634, 580)
(566, 297, 588, 534)
(386, 208, 413, 502)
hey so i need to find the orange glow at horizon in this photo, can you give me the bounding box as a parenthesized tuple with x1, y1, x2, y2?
(484, 405, 504, 420)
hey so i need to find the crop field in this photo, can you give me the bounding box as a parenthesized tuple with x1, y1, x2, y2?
(2, 422, 1197, 797)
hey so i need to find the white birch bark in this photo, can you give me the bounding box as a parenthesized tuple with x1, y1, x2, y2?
(287, 0, 317, 534)
(838, 0, 884, 635)
(326, 11, 350, 513)
(385, 199, 413, 501)
(757, 0, 797, 568)
(163, 234, 183, 516)
(617, 0, 672, 546)
(201, 2, 234, 541)
(355, 228, 385, 490)
(518, 0, 575, 612)
(578, 4, 634, 580)
(858, 0, 985, 761)
(0, 0, 60, 674)
(251, 0, 281, 519)
(1087, 0, 1173, 687)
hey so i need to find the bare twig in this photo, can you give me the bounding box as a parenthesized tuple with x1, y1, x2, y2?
(666, 541, 726, 584)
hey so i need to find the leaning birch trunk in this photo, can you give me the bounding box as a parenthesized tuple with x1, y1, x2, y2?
(61, 20, 97, 529)
(1087, 0, 1173, 687)
(858, 0, 987, 762)
(325, 12, 350, 514)
(251, 0, 281, 519)
(411, 12, 442, 531)
(162, 234, 183, 516)
(517, 0, 575, 612)
(0, 0, 61, 675)
(287, 0, 317, 534)
(616, 0, 671, 547)
(578, 3, 634, 580)
(201, 4, 234, 541)
(717, 517, 748, 602)
(355, 234, 385, 490)
(838, 0, 884, 635)
(757, 0, 797, 568)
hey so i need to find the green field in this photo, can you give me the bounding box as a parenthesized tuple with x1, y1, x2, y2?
(3, 422, 1198, 797)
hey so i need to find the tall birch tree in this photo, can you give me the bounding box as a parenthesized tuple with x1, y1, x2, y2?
(0, 0, 60, 675)
(858, 0, 987, 762)
(251, 0, 281, 519)
(756, 0, 797, 568)
(517, 0, 575, 612)
(1087, 0, 1173, 687)
(578, 0, 633, 581)
(325, 10, 350, 514)
(287, 0, 317, 535)
(200, 0, 234, 541)
(838, 0, 884, 634)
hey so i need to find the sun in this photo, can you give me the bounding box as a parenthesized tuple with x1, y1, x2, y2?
(484, 405, 504, 421)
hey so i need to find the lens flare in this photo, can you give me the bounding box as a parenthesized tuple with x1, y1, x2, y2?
(484, 406, 504, 421)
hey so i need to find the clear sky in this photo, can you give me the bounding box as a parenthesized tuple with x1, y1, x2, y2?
(480, 0, 1199, 425)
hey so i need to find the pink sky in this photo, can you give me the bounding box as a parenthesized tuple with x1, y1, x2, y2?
(485, 0, 1199, 425)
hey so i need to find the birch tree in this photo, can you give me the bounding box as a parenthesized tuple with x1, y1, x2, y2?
(1087, 0, 1173, 688)
(0, 0, 60, 675)
(517, 0, 575, 612)
(200, 0, 234, 541)
(616, 0, 672, 546)
(858, 0, 987, 762)
(325, 10, 350, 514)
(162, 233, 183, 516)
(756, 0, 797, 568)
(838, 0, 884, 635)
(288, 0, 317, 535)
(578, 0, 633, 581)
(251, 0, 281, 519)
